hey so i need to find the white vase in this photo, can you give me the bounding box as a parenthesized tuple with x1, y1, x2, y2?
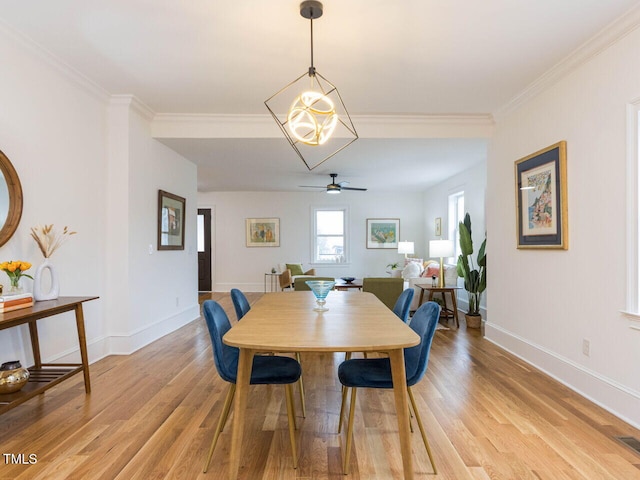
(33, 258, 59, 301)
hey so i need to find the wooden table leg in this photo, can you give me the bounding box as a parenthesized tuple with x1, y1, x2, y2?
(418, 288, 425, 307)
(27, 321, 42, 368)
(229, 348, 255, 480)
(388, 348, 414, 480)
(442, 292, 450, 322)
(74, 304, 91, 393)
(449, 289, 460, 328)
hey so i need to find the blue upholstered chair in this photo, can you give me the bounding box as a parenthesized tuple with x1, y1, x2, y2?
(230, 288, 251, 321)
(229, 288, 306, 417)
(201, 300, 301, 473)
(392, 288, 414, 323)
(337, 301, 441, 474)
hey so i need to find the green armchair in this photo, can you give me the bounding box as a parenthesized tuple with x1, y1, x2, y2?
(362, 277, 404, 310)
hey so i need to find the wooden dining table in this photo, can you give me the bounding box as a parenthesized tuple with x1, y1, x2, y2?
(223, 290, 420, 479)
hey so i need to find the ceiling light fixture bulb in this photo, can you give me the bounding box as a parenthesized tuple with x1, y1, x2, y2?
(326, 184, 340, 194)
(288, 91, 338, 146)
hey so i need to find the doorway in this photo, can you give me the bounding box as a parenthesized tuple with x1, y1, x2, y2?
(197, 208, 212, 291)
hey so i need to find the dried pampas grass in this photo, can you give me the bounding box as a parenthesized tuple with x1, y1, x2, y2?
(31, 224, 76, 258)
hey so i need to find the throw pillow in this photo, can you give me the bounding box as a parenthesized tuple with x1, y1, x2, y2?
(404, 258, 424, 271)
(402, 262, 421, 279)
(286, 263, 304, 276)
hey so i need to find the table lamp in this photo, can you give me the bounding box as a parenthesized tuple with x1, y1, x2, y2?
(398, 241, 414, 259)
(429, 239, 454, 288)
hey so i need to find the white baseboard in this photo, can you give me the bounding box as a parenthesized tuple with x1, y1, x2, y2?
(52, 304, 202, 363)
(485, 322, 640, 430)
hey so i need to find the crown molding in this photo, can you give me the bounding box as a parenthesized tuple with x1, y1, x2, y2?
(151, 113, 494, 139)
(495, 3, 640, 120)
(110, 95, 155, 121)
(0, 18, 110, 104)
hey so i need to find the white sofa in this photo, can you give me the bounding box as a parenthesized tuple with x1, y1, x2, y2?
(402, 260, 459, 312)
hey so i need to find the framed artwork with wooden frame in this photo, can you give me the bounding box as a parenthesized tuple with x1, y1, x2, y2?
(515, 141, 568, 249)
(435, 217, 442, 237)
(246, 218, 280, 247)
(366, 218, 400, 249)
(158, 190, 186, 250)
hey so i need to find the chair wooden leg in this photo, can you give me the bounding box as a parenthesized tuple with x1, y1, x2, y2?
(338, 386, 349, 433)
(203, 383, 236, 473)
(295, 352, 306, 418)
(408, 387, 437, 474)
(342, 387, 358, 475)
(285, 384, 298, 469)
(338, 352, 352, 433)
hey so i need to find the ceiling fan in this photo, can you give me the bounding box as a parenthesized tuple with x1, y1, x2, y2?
(299, 173, 367, 194)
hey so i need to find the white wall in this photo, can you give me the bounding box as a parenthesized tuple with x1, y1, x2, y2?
(197, 190, 425, 291)
(0, 26, 109, 365)
(0, 27, 199, 366)
(422, 160, 487, 314)
(487, 26, 640, 427)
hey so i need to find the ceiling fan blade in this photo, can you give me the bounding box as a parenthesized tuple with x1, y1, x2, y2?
(337, 181, 350, 187)
(299, 185, 326, 188)
(341, 187, 367, 191)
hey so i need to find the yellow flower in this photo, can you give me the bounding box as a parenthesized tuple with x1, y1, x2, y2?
(6, 263, 17, 272)
(19, 262, 31, 271)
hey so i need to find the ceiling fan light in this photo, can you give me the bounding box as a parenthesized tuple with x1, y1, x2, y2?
(326, 184, 341, 194)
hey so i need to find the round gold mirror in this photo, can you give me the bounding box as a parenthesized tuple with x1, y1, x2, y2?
(0, 150, 23, 248)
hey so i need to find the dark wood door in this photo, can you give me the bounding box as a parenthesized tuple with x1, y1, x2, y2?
(197, 208, 212, 292)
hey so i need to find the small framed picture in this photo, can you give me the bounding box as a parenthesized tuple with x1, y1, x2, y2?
(366, 218, 400, 249)
(158, 190, 186, 250)
(515, 141, 568, 249)
(246, 218, 280, 247)
(435, 217, 442, 236)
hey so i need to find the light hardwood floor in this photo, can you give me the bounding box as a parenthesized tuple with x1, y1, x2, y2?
(1, 292, 639, 479)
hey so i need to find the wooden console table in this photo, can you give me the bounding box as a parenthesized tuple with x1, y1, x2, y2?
(0, 296, 98, 414)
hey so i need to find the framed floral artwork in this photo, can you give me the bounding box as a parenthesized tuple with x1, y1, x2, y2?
(158, 190, 186, 250)
(246, 218, 280, 247)
(366, 218, 400, 249)
(515, 141, 568, 249)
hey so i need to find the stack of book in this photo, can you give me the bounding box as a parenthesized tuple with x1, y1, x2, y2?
(0, 293, 34, 313)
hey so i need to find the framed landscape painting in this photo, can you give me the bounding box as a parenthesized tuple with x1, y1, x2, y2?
(158, 190, 186, 250)
(366, 218, 400, 249)
(515, 141, 568, 249)
(246, 218, 280, 247)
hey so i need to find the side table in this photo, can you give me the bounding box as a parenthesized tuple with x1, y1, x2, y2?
(415, 284, 461, 328)
(264, 272, 281, 292)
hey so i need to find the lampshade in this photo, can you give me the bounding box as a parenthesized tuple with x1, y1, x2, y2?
(429, 239, 454, 258)
(398, 241, 414, 255)
(264, 1, 358, 171)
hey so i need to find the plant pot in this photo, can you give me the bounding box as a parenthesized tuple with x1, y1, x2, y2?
(465, 313, 482, 329)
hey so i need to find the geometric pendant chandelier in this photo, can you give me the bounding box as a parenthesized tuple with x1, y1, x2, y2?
(264, 0, 358, 171)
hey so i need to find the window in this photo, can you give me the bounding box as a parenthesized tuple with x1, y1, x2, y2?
(448, 191, 465, 260)
(312, 207, 348, 263)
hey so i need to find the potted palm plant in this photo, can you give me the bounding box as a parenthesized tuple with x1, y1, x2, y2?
(456, 213, 486, 329)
